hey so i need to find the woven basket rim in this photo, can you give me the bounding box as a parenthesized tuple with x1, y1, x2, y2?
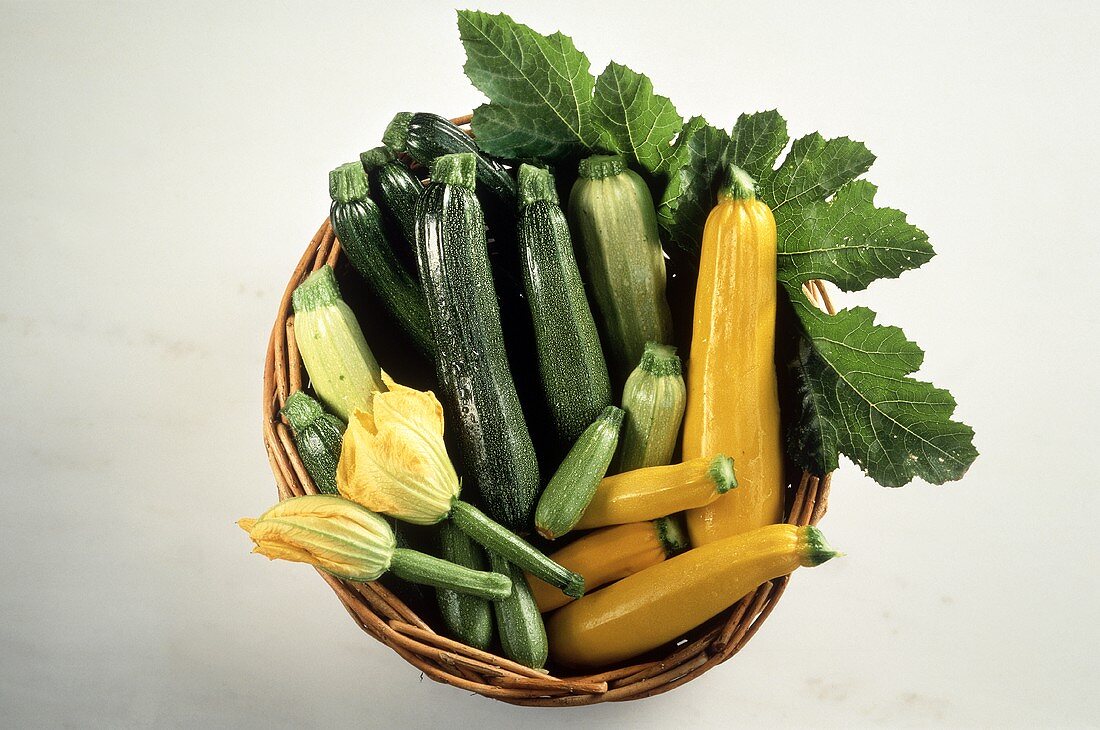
(260, 117, 834, 706)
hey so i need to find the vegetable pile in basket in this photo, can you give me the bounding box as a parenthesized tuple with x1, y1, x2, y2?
(240, 11, 977, 671)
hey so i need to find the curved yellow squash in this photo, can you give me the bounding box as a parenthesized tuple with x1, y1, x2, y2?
(546, 524, 839, 667)
(526, 518, 684, 613)
(683, 165, 783, 546)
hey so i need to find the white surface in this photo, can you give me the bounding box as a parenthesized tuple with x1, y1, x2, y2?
(2, 1, 1097, 727)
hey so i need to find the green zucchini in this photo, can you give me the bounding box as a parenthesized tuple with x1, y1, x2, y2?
(488, 552, 548, 669)
(515, 164, 611, 449)
(436, 522, 494, 650)
(568, 154, 674, 381)
(291, 265, 385, 421)
(281, 390, 344, 494)
(414, 152, 538, 532)
(359, 146, 422, 249)
(535, 406, 624, 540)
(328, 162, 433, 359)
(616, 342, 687, 473)
(384, 112, 515, 206)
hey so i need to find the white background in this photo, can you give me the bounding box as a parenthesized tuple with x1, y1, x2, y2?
(3, 1, 1098, 727)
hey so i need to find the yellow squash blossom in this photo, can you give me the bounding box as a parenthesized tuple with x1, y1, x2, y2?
(334, 374, 585, 599)
(337, 373, 459, 524)
(238, 494, 513, 599)
(238, 495, 395, 582)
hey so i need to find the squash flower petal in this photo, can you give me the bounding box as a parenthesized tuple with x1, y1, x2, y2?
(337, 381, 459, 524)
(238, 495, 395, 582)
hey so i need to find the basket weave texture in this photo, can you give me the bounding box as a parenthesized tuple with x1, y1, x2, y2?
(261, 117, 834, 706)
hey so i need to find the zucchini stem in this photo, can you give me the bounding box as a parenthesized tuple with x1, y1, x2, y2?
(517, 163, 559, 206)
(430, 152, 478, 190)
(291, 266, 342, 313)
(281, 390, 325, 433)
(720, 163, 757, 200)
(655, 516, 689, 557)
(382, 112, 414, 152)
(329, 162, 370, 204)
(449, 500, 585, 598)
(577, 154, 626, 180)
(800, 526, 844, 567)
(709, 454, 738, 494)
(387, 547, 512, 600)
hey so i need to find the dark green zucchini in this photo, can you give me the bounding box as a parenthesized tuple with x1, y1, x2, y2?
(328, 162, 434, 359)
(435, 522, 494, 650)
(534, 406, 624, 540)
(414, 152, 538, 532)
(516, 164, 611, 449)
(384, 112, 515, 206)
(488, 552, 548, 669)
(281, 390, 344, 494)
(359, 146, 422, 249)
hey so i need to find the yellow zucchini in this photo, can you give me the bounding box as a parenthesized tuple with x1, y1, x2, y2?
(573, 455, 735, 530)
(547, 524, 840, 667)
(683, 164, 784, 546)
(527, 518, 686, 613)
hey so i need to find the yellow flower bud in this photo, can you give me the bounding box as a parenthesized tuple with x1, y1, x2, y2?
(238, 495, 395, 582)
(337, 374, 460, 524)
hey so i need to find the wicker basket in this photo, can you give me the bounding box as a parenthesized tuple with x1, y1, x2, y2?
(261, 116, 834, 705)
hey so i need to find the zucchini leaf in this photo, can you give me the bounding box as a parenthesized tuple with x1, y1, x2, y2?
(659, 111, 789, 250)
(788, 296, 977, 486)
(657, 117, 732, 248)
(776, 180, 935, 291)
(592, 62, 683, 174)
(458, 10, 595, 159)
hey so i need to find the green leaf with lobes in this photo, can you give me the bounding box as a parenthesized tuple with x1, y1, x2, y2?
(775, 180, 936, 291)
(657, 117, 732, 249)
(591, 62, 683, 174)
(786, 296, 978, 486)
(458, 10, 595, 159)
(658, 110, 789, 250)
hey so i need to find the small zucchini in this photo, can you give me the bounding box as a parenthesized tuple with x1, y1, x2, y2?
(435, 521, 494, 650)
(414, 152, 539, 532)
(384, 112, 515, 206)
(328, 162, 433, 359)
(359, 145, 423, 250)
(281, 390, 345, 494)
(547, 524, 841, 667)
(535, 406, 624, 540)
(291, 265, 385, 421)
(568, 154, 673, 381)
(616, 342, 686, 472)
(488, 552, 548, 669)
(527, 517, 687, 613)
(573, 454, 736, 530)
(516, 163, 612, 448)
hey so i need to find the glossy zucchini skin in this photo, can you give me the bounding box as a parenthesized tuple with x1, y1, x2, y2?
(384, 112, 516, 206)
(435, 521, 494, 650)
(616, 342, 686, 473)
(535, 406, 624, 540)
(414, 153, 539, 532)
(568, 155, 674, 382)
(328, 163, 434, 358)
(281, 390, 344, 495)
(516, 164, 612, 448)
(360, 146, 423, 250)
(488, 552, 548, 669)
